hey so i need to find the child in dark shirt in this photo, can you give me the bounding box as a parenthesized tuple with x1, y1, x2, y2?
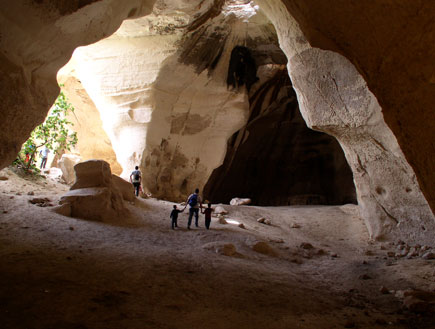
(170, 205, 185, 229)
(201, 203, 214, 230)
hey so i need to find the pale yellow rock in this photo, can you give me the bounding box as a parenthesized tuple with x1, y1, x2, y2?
(56, 75, 122, 175)
(58, 154, 81, 185)
(71, 160, 112, 190)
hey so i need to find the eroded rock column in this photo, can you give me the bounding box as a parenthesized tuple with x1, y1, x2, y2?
(257, 0, 434, 243)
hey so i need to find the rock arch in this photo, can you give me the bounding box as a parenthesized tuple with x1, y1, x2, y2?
(256, 0, 434, 242)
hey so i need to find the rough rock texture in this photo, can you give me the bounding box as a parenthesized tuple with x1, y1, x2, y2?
(204, 64, 356, 206)
(257, 0, 434, 242)
(63, 1, 285, 201)
(0, 0, 155, 169)
(56, 74, 122, 174)
(59, 160, 127, 221)
(111, 174, 135, 202)
(276, 0, 435, 214)
(58, 153, 81, 184)
(71, 160, 113, 190)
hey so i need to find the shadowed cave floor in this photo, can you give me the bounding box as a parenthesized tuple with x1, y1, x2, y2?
(0, 168, 434, 329)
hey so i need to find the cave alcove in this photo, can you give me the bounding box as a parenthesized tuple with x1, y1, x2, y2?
(204, 56, 356, 206)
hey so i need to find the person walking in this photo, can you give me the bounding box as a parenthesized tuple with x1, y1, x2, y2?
(129, 166, 142, 197)
(186, 188, 202, 229)
(170, 205, 185, 229)
(201, 203, 214, 230)
(39, 146, 50, 169)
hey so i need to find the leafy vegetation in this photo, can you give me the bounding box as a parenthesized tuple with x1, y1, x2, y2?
(15, 86, 78, 171)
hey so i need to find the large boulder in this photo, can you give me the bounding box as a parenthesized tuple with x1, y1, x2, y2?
(71, 160, 112, 190)
(59, 187, 124, 222)
(0, 0, 154, 171)
(58, 154, 81, 185)
(59, 160, 128, 222)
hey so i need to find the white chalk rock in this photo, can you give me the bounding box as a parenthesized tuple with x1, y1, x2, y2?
(46, 167, 63, 181)
(230, 198, 251, 206)
(257, 217, 265, 223)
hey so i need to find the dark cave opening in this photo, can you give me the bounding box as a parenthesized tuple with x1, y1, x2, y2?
(204, 64, 356, 206)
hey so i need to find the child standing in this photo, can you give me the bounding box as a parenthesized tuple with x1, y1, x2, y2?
(201, 203, 214, 230)
(170, 205, 185, 229)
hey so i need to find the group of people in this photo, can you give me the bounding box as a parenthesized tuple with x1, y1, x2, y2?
(129, 166, 214, 230)
(170, 188, 214, 230)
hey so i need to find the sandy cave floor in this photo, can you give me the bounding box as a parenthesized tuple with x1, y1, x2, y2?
(0, 168, 434, 329)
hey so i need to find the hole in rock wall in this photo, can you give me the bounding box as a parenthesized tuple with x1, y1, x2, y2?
(204, 61, 356, 206)
(227, 46, 259, 92)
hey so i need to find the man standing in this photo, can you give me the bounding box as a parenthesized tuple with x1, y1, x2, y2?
(186, 188, 202, 229)
(129, 166, 142, 197)
(39, 146, 50, 169)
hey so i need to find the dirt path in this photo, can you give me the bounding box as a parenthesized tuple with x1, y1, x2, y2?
(0, 168, 434, 329)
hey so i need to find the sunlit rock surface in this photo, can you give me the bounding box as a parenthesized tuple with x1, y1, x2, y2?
(64, 1, 284, 200)
(0, 0, 155, 169)
(58, 154, 81, 185)
(56, 73, 122, 175)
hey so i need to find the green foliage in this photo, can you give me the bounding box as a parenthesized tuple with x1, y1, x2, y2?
(16, 86, 78, 170)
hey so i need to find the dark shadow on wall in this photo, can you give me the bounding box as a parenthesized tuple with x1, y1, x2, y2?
(227, 46, 259, 92)
(204, 67, 356, 206)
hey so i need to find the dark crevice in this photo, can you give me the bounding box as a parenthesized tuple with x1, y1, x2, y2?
(227, 46, 259, 92)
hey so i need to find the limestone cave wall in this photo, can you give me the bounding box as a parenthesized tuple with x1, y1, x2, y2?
(62, 1, 286, 201)
(0, 0, 156, 169)
(56, 73, 122, 175)
(277, 0, 435, 214)
(256, 0, 434, 243)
